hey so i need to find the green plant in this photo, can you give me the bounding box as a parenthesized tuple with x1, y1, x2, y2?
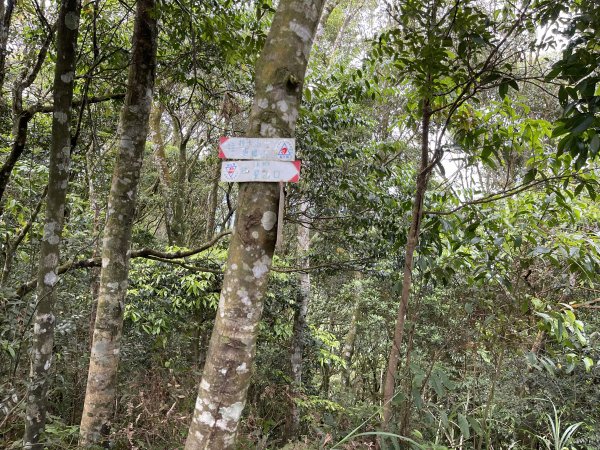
(534, 401, 583, 450)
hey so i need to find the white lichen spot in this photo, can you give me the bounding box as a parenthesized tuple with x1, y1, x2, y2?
(251, 231, 259, 239)
(215, 402, 244, 430)
(261, 211, 277, 231)
(236, 363, 248, 374)
(237, 288, 251, 306)
(231, 263, 238, 270)
(200, 379, 211, 391)
(276, 100, 289, 112)
(107, 282, 119, 291)
(218, 294, 225, 318)
(257, 98, 268, 109)
(283, 108, 299, 129)
(44, 253, 58, 266)
(64, 11, 79, 30)
(44, 271, 58, 287)
(265, 84, 273, 92)
(60, 72, 74, 83)
(44, 359, 51, 371)
(54, 111, 68, 124)
(220, 368, 227, 375)
(252, 254, 271, 279)
(102, 257, 110, 268)
(289, 20, 311, 43)
(197, 410, 215, 426)
(194, 431, 204, 441)
(260, 123, 277, 137)
(41, 313, 55, 324)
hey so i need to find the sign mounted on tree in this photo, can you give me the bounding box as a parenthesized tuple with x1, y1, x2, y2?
(218, 137, 295, 160)
(221, 160, 301, 183)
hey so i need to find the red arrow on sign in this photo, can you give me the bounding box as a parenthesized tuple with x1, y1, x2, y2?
(218, 137, 295, 160)
(220, 160, 301, 183)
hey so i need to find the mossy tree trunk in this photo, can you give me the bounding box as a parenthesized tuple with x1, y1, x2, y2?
(23, 1, 81, 448)
(78, 1, 158, 446)
(183, 1, 325, 448)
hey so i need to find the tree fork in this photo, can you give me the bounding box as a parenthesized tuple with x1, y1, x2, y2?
(184, 1, 325, 448)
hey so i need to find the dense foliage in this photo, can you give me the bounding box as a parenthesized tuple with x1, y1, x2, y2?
(0, 0, 598, 448)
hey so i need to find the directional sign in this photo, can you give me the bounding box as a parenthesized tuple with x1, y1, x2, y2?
(221, 160, 301, 183)
(218, 137, 295, 160)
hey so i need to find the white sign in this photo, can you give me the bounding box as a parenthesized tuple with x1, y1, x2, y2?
(218, 137, 295, 160)
(221, 160, 301, 183)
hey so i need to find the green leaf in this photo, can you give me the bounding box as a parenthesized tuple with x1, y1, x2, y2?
(532, 246, 551, 256)
(457, 413, 470, 439)
(590, 133, 600, 156)
(523, 168, 537, 184)
(571, 114, 594, 135)
(583, 357, 593, 372)
(499, 82, 508, 99)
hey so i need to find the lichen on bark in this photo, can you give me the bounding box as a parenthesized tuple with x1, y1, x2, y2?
(184, 1, 326, 449)
(23, 1, 81, 448)
(78, 0, 158, 447)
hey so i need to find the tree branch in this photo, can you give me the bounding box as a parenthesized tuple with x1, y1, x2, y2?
(13, 230, 231, 298)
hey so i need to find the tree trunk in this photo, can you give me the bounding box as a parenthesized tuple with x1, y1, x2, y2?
(149, 103, 175, 244)
(0, 0, 15, 95)
(314, 0, 339, 42)
(78, 1, 158, 446)
(183, 1, 325, 448)
(171, 115, 188, 245)
(85, 116, 102, 348)
(23, 1, 81, 447)
(381, 99, 431, 430)
(342, 272, 363, 387)
(287, 200, 311, 439)
(205, 162, 220, 240)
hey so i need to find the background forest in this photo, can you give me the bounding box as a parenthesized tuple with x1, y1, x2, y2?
(0, 0, 599, 449)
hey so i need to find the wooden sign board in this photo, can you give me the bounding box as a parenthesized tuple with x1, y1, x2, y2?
(218, 137, 295, 160)
(221, 160, 301, 183)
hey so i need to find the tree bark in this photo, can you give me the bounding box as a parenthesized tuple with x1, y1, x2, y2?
(342, 272, 363, 387)
(314, 0, 340, 42)
(205, 162, 220, 241)
(23, 1, 81, 448)
(381, 99, 431, 431)
(287, 200, 311, 439)
(149, 103, 175, 244)
(78, 1, 158, 446)
(0, 0, 15, 95)
(183, 1, 325, 448)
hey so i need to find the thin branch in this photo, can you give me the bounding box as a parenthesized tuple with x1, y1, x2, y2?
(13, 231, 232, 298)
(424, 171, 587, 216)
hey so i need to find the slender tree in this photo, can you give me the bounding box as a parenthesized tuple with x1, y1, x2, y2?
(0, 0, 15, 95)
(287, 200, 311, 438)
(184, 1, 326, 448)
(23, 1, 81, 447)
(79, 0, 158, 446)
